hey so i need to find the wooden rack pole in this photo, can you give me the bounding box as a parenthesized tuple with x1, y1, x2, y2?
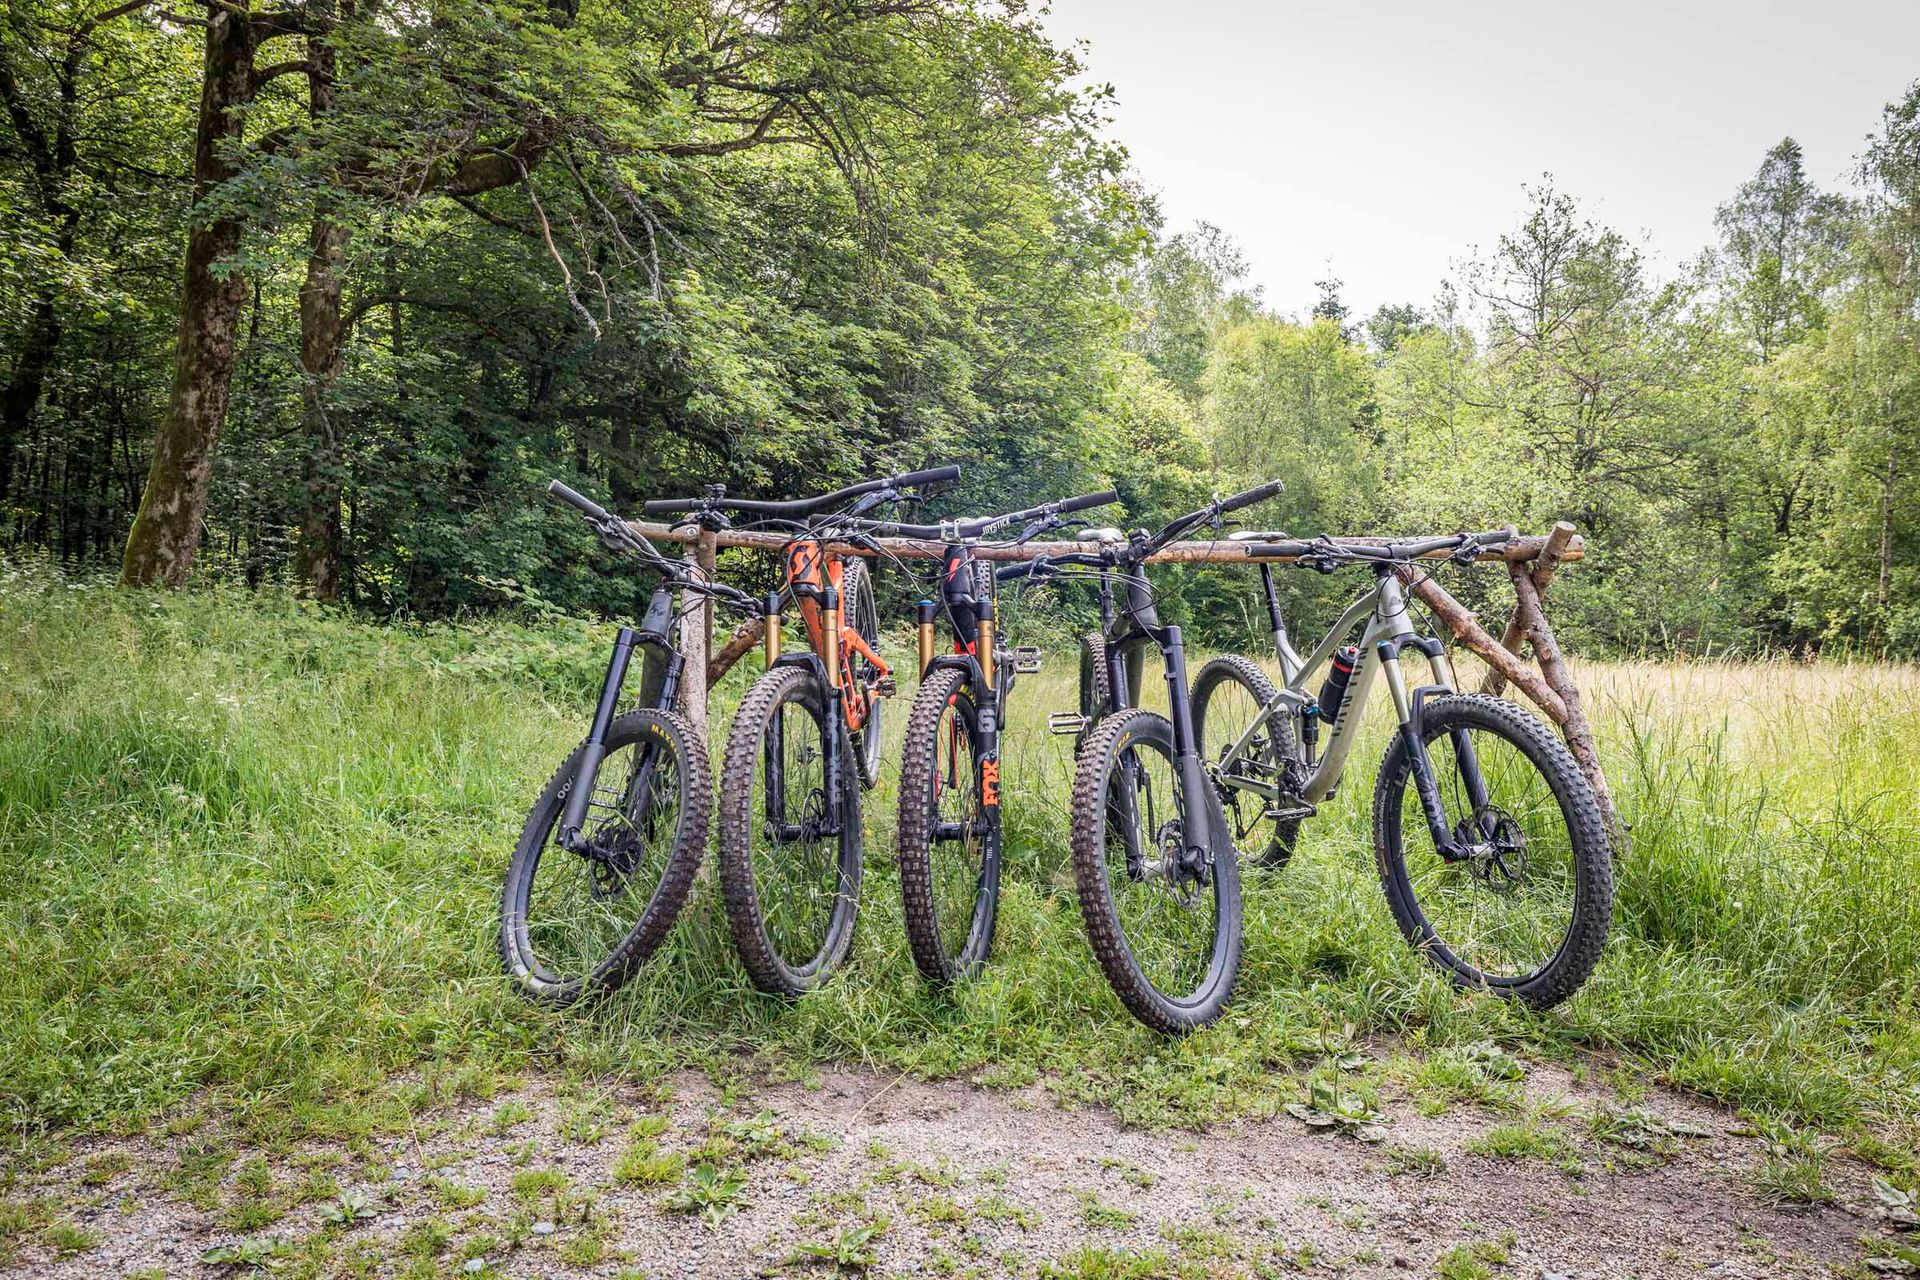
(642, 516, 1618, 838)
(1483, 520, 1575, 698)
(674, 529, 717, 743)
(629, 522, 1584, 567)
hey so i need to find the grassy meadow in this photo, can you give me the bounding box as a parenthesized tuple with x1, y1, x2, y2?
(2, 562, 1917, 1181)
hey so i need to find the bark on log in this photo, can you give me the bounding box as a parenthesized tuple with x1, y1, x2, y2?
(1510, 565, 1621, 838)
(1399, 573, 1567, 723)
(1482, 520, 1576, 697)
(708, 616, 765, 687)
(676, 538, 711, 744)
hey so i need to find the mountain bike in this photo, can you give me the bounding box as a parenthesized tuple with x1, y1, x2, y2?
(875, 487, 1121, 984)
(1018, 480, 1286, 1032)
(1188, 530, 1614, 1010)
(499, 481, 761, 1006)
(642, 466, 961, 996)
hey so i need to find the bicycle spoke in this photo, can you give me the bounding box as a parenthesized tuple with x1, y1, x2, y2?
(1101, 739, 1216, 998)
(1399, 725, 1576, 980)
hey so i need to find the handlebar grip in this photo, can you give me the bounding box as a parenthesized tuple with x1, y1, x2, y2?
(1240, 540, 1312, 559)
(1473, 528, 1516, 545)
(1057, 488, 1121, 516)
(639, 497, 697, 516)
(995, 561, 1043, 582)
(894, 464, 961, 489)
(1217, 478, 1285, 515)
(548, 479, 612, 522)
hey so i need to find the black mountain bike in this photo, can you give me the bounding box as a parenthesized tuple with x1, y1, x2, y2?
(500, 481, 760, 1006)
(882, 488, 1121, 984)
(642, 467, 961, 996)
(1020, 481, 1286, 1032)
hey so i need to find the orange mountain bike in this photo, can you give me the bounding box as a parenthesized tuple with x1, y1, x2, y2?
(641, 466, 961, 995)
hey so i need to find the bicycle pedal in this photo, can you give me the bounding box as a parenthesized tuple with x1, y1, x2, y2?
(1047, 711, 1088, 736)
(1265, 802, 1315, 822)
(874, 676, 898, 698)
(1011, 645, 1043, 673)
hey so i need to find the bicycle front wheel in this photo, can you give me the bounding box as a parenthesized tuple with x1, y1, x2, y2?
(500, 709, 708, 1006)
(1373, 693, 1613, 1008)
(718, 665, 863, 995)
(897, 666, 1002, 983)
(1070, 708, 1242, 1033)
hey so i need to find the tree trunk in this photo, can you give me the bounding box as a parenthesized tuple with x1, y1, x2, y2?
(119, 11, 254, 587)
(295, 214, 349, 599)
(0, 299, 61, 511)
(1878, 438, 1898, 613)
(295, 0, 347, 600)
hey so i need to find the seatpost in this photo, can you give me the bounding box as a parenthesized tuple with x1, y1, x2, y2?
(1260, 562, 1288, 659)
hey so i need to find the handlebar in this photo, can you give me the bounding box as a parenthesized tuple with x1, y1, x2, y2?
(1239, 528, 1515, 564)
(547, 479, 613, 523)
(545, 479, 759, 612)
(862, 487, 1121, 542)
(639, 465, 961, 520)
(1142, 478, 1285, 557)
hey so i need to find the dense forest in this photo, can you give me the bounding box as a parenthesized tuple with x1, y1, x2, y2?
(2, 0, 1916, 654)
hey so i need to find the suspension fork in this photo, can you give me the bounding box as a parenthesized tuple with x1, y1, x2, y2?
(560, 627, 637, 852)
(1160, 625, 1221, 869)
(760, 667, 848, 841)
(1378, 635, 1489, 858)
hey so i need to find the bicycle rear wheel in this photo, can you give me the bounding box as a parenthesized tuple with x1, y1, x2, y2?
(1070, 708, 1242, 1033)
(500, 709, 707, 1005)
(1373, 693, 1613, 1008)
(1191, 654, 1300, 868)
(718, 665, 863, 995)
(897, 667, 1002, 983)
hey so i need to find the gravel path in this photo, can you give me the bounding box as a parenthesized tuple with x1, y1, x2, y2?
(4, 1052, 1906, 1279)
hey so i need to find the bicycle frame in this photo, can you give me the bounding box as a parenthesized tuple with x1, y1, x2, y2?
(914, 543, 1009, 821)
(1213, 564, 1492, 859)
(782, 539, 890, 738)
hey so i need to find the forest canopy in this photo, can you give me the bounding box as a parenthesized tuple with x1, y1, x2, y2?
(2, 0, 1915, 654)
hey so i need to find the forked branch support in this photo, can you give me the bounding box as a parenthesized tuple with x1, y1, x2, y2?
(632, 517, 1618, 833)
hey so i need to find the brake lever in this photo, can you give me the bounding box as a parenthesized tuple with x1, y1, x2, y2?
(1448, 538, 1481, 566)
(1011, 516, 1056, 545)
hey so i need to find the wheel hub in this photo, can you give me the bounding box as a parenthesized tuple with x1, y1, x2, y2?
(1453, 805, 1529, 892)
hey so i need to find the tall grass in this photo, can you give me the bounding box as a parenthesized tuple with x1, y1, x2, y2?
(1, 564, 1915, 1146)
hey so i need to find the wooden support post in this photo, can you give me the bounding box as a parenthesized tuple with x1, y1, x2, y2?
(1400, 573, 1568, 722)
(675, 532, 715, 744)
(1510, 565, 1621, 838)
(1483, 520, 1576, 697)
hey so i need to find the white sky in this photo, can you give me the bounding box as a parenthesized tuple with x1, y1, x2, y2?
(1038, 0, 1920, 320)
